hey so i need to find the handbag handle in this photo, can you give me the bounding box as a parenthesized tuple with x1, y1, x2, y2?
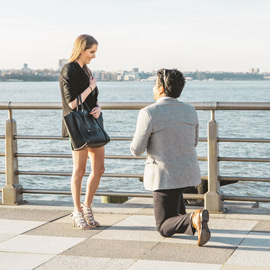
(76, 94, 92, 112)
(76, 95, 85, 111)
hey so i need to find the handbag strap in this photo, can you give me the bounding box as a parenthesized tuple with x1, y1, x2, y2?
(76, 94, 85, 111)
(76, 94, 94, 113)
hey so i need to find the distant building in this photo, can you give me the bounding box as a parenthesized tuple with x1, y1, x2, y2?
(249, 68, 260, 74)
(22, 63, 31, 73)
(58, 59, 68, 70)
(132, 68, 139, 73)
(93, 70, 102, 80)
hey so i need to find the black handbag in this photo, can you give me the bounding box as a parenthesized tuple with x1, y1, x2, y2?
(64, 95, 110, 150)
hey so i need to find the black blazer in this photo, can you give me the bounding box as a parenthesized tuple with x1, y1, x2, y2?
(59, 61, 98, 137)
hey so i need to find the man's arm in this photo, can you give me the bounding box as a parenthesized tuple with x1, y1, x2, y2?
(130, 109, 152, 156)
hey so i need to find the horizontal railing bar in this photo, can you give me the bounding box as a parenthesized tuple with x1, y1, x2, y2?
(0, 171, 5, 174)
(17, 171, 144, 178)
(12, 135, 207, 142)
(15, 153, 146, 159)
(223, 195, 270, 202)
(219, 176, 270, 182)
(0, 136, 4, 139)
(21, 189, 151, 197)
(20, 188, 204, 199)
(2, 136, 270, 143)
(0, 153, 4, 157)
(218, 138, 270, 143)
(219, 157, 270, 162)
(1, 102, 270, 110)
(13, 136, 133, 141)
(14, 152, 208, 161)
(14, 153, 270, 163)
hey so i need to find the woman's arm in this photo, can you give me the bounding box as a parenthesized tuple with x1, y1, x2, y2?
(68, 76, 97, 109)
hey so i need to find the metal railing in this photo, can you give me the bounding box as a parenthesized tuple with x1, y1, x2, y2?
(1, 101, 270, 212)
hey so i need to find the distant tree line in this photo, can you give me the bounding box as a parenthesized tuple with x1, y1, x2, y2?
(184, 72, 265, 81)
(0, 73, 59, 81)
(0, 71, 268, 82)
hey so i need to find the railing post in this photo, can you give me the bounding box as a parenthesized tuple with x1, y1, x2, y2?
(2, 107, 23, 204)
(204, 110, 224, 212)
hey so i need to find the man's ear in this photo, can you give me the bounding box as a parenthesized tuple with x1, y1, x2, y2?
(158, 85, 165, 95)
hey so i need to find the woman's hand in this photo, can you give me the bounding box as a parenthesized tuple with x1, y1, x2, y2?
(90, 106, 101, 119)
(89, 76, 97, 91)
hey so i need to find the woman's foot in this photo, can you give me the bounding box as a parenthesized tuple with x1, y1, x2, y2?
(81, 203, 100, 227)
(71, 210, 93, 230)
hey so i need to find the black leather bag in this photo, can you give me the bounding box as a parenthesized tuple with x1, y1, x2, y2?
(64, 95, 110, 150)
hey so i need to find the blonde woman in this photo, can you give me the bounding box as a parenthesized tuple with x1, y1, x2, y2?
(59, 34, 104, 229)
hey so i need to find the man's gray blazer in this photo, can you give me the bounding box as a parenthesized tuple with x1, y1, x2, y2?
(130, 97, 201, 191)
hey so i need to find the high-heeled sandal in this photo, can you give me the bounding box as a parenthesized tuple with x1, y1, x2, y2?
(81, 204, 100, 227)
(71, 210, 93, 230)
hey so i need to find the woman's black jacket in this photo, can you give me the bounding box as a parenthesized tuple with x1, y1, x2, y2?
(59, 61, 98, 137)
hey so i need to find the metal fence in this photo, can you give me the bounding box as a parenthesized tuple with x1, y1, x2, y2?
(1, 101, 270, 212)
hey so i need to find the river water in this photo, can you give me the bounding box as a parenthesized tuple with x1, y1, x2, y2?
(0, 80, 270, 208)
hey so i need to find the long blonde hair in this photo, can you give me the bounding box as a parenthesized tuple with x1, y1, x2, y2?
(69, 34, 98, 63)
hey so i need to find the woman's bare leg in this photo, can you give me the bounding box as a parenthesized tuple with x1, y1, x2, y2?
(84, 146, 105, 206)
(71, 149, 88, 212)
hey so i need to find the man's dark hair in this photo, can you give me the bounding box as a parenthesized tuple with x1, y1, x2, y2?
(157, 69, 186, 98)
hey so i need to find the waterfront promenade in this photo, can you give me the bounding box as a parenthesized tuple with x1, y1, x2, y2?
(1, 198, 270, 270)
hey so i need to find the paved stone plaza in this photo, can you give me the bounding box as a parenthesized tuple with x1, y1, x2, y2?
(0, 198, 270, 270)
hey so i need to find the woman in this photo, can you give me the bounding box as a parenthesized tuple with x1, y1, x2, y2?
(59, 34, 104, 229)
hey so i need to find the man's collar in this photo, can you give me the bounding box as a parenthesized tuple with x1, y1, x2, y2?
(157, 96, 176, 103)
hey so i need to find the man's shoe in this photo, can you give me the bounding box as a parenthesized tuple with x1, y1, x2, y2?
(192, 209, 211, 246)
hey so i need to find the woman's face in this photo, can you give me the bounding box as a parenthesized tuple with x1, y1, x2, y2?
(79, 44, 98, 65)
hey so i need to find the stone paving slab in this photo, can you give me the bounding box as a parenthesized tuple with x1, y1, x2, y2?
(24, 213, 128, 238)
(128, 260, 222, 270)
(163, 218, 258, 247)
(221, 265, 270, 270)
(0, 208, 14, 215)
(251, 221, 270, 232)
(141, 242, 236, 264)
(0, 209, 70, 221)
(0, 219, 46, 234)
(62, 239, 158, 259)
(54, 213, 128, 226)
(0, 252, 56, 270)
(0, 233, 15, 243)
(24, 222, 102, 238)
(92, 215, 164, 242)
(0, 235, 85, 254)
(36, 255, 135, 270)
(225, 231, 270, 268)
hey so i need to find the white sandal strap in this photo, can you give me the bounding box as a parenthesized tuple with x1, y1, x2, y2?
(81, 204, 97, 225)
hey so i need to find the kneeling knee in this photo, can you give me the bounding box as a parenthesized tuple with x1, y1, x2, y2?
(157, 227, 172, 238)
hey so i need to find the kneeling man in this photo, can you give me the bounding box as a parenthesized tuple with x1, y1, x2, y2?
(130, 69, 210, 246)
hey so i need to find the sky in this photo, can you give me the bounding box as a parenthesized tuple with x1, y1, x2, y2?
(1, 0, 270, 72)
